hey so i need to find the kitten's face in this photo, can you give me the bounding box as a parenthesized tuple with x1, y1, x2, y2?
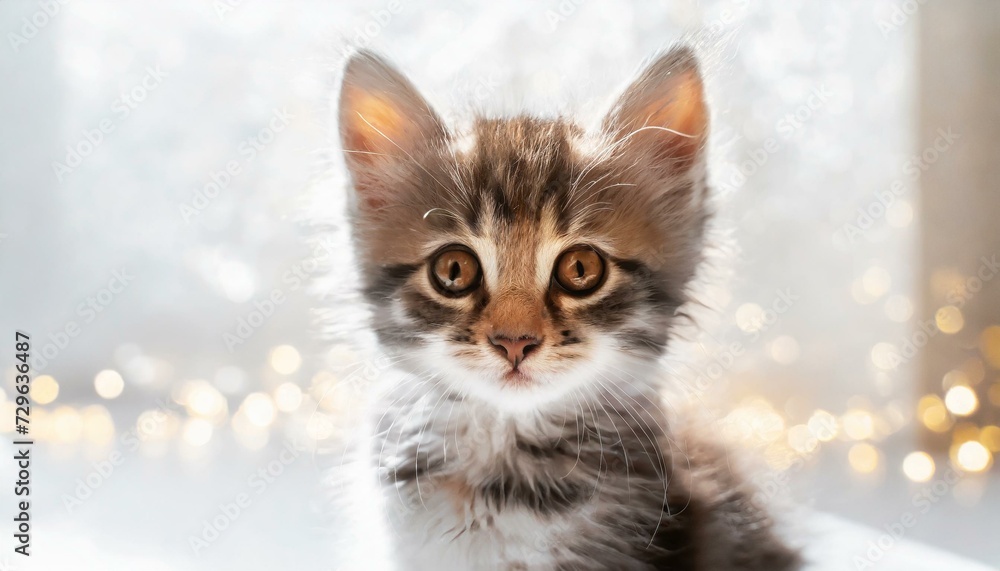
(339, 49, 709, 411)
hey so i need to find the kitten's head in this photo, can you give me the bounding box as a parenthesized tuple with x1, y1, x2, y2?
(338, 48, 710, 412)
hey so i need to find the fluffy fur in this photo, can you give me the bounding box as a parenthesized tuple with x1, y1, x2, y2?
(332, 46, 800, 571)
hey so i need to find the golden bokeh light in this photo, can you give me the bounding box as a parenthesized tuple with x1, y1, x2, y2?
(722, 399, 785, 444)
(848, 443, 880, 474)
(270, 345, 302, 375)
(735, 303, 765, 333)
(918, 394, 953, 433)
(787, 424, 818, 454)
(181, 380, 228, 420)
(955, 441, 992, 473)
(81, 405, 116, 446)
(935, 305, 964, 335)
(886, 200, 913, 228)
(861, 266, 891, 298)
(842, 409, 874, 440)
(94, 369, 125, 399)
(944, 385, 978, 416)
(807, 409, 839, 442)
(902, 451, 935, 483)
(980, 425, 1000, 452)
(52, 406, 83, 443)
(870, 343, 899, 371)
(31, 375, 59, 405)
(273, 382, 303, 412)
(182, 418, 214, 447)
(242, 392, 276, 427)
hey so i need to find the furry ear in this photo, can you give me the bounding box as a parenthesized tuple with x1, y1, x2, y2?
(603, 46, 708, 172)
(338, 50, 446, 209)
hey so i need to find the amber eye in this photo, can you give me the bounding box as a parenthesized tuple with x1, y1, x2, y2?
(554, 247, 605, 295)
(430, 247, 481, 296)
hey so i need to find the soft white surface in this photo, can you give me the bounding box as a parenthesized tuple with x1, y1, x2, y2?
(798, 512, 997, 571)
(12, 512, 995, 571)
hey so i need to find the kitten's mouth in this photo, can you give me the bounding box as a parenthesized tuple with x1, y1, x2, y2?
(502, 368, 533, 386)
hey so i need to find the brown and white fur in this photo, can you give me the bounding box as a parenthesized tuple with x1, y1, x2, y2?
(333, 47, 801, 571)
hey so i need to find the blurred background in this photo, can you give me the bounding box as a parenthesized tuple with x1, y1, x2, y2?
(0, 1, 998, 569)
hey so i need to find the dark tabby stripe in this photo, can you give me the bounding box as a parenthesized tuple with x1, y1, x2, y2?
(365, 263, 420, 301)
(478, 472, 586, 515)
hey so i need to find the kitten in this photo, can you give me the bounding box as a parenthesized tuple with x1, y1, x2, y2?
(335, 46, 801, 571)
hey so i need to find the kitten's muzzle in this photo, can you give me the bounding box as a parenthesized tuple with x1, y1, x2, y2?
(488, 334, 541, 369)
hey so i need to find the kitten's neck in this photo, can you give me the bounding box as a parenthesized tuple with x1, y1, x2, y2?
(374, 376, 672, 486)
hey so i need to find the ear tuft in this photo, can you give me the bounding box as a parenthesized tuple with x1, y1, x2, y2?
(603, 46, 708, 170)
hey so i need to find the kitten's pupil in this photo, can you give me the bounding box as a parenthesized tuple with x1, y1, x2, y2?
(449, 262, 461, 282)
(574, 260, 584, 279)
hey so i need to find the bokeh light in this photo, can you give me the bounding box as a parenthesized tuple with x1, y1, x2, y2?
(944, 385, 978, 416)
(182, 418, 214, 447)
(242, 392, 277, 427)
(842, 409, 874, 440)
(955, 441, 992, 473)
(935, 305, 965, 334)
(861, 266, 891, 298)
(918, 394, 954, 433)
(52, 406, 83, 443)
(735, 303, 764, 333)
(94, 369, 125, 399)
(848, 443, 880, 474)
(180, 380, 228, 421)
(274, 382, 303, 412)
(81, 405, 116, 446)
(270, 345, 302, 375)
(902, 451, 935, 483)
(31, 375, 59, 405)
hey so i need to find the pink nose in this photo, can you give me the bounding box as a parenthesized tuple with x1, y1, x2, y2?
(488, 334, 541, 368)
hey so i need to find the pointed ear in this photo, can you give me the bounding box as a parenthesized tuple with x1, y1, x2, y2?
(338, 50, 446, 209)
(603, 46, 708, 171)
